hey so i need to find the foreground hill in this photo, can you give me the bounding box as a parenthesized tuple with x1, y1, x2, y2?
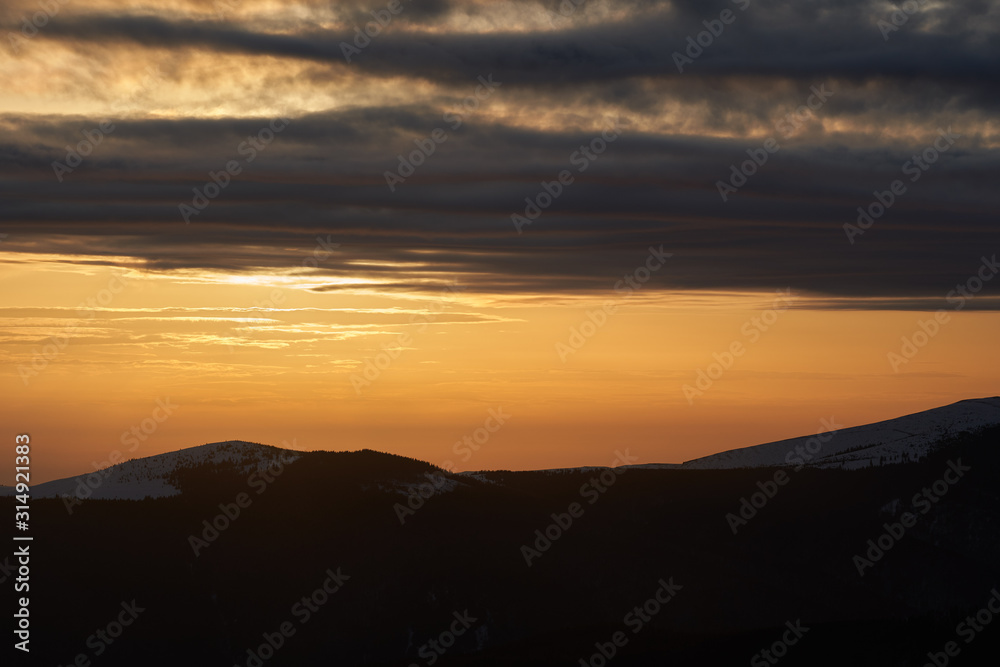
(6, 422, 1000, 666)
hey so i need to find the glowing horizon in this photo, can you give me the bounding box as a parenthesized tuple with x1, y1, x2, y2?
(2, 0, 998, 484)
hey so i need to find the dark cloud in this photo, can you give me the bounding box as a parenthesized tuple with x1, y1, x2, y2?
(1, 109, 997, 306)
(2, 0, 997, 308)
(21, 1, 999, 88)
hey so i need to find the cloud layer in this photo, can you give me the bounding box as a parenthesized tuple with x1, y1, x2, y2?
(1, 0, 998, 308)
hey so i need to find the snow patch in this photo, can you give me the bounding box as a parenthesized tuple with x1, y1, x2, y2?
(682, 397, 1000, 471)
(14, 440, 300, 501)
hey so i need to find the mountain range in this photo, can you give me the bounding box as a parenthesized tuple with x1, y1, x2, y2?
(5, 397, 1000, 666)
(7, 397, 999, 501)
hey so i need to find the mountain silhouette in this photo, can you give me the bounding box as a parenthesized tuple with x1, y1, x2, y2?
(6, 401, 1000, 666)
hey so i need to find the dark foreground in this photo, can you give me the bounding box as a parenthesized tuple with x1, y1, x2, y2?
(8, 426, 1000, 666)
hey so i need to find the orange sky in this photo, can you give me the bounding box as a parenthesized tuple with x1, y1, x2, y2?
(2, 0, 998, 484)
(3, 257, 998, 483)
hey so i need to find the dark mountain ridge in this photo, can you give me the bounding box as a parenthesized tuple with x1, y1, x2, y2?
(7, 422, 1000, 666)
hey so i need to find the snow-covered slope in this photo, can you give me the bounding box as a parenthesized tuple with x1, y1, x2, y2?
(3, 440, 300, 501)
(682, 397, 1000, 470)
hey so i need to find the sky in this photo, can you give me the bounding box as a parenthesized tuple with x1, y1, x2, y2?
(1, 0, 999, 483)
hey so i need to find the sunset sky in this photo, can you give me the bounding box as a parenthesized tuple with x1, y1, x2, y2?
(2, 0, 998, 483)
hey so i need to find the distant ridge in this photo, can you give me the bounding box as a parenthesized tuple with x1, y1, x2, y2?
(4, 399, 998, 499)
